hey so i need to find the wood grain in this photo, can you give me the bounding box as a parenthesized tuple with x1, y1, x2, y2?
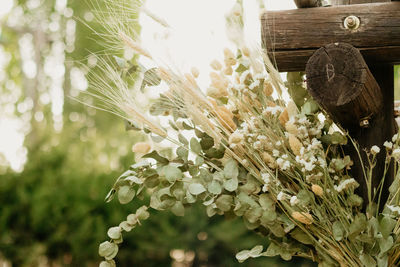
(262, 2, 400, 71)
(305, 42, 395, 209)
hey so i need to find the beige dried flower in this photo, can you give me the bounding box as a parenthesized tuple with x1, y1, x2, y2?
(132, 142, 152, 154)
(229, 131, 244, 144)
(286, 101, 298, 118)
(311, 184, 324, 197)
(191, 67, 200, 78)
(184, 73, 197, 88)
(289, 134, 302, 156)
(263, 81, 274, 96)
(224, 66, 233, 76)
(119, 32, 152, 59)
(216, 106, 236, 131)
(241, 46, 250, 57)
(262, 152, 277, 168)
(292, 211, 313, 225)
(279, 109, 289, 126)
(224, 48, 236, 66)
(285, 121, 299, 135)
(210, 59, 223, 71)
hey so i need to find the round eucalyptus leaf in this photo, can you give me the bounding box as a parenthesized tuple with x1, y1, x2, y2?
(117, 185, 135, 204)
(235, 250, 250, 263)
(249, 245, 263, 257)
(188, 183, 206, 195)
(171, 201, 185, 216)
(119, 221, 134, 232)
(208, 180, 222, 195)
(99, 260, 116, 267)
(224, 159, 239, 179)
(164, 165, 183, 183)
(136, 206, 150, 220)
(98, 241, 118, 260)
(107, 226, 122, 240)
(223, 177, 238, 192)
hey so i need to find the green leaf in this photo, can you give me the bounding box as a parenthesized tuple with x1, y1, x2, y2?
(380, 215, 396, 239)
(136, 206, 150, 220)
(176, 147, 189, 161)
(244, 207, 263, 223)
(321, 132, 348, 145)
(223, 177, 238, 192)
(99, 260, 116, 267)
(235, 64, 247, 73)
(359, 254, 376, 267)
(259, 194, 275, 211)
(215, 195, 233, 212)
(332, 221, 345, 241)
(186, 191, 196, 203)
(236, 250, 250, 263)
(117, 186, 135, 204)
(164, 165, 183, 183)
(143, 151, 169, 165)
(378, 236, 394, 254)
(249, 245, 263, 258)
(99, 241, 118, 260)
(349, 213, 367, 239)
(290, 228, 313, 245)
(195, 156, 204, 166)
(171, 201, 185, 216)
(208, 180, 222, 195)
(188, 183, 206, 195)
(224, 159, 239, 179)
(182, 121, 193, 130)
(107, 227, 122, 240)
(105, 189, 116, 203)
(190, 138, 202, 154)
(200, 135, 214, 150)
(178, 133, 188, 146)
(301, 99, 319, 115)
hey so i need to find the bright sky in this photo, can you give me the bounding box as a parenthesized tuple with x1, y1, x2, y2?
(0, 0, 295, 172)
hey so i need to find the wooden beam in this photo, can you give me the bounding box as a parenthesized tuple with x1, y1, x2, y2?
(261, 2, 400, 71)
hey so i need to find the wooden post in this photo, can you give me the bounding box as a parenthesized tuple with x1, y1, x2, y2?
(260, 1, 399, 209)
(306, 43, 396, 208)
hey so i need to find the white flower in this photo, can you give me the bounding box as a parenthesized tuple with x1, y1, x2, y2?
(393, 148, 400, 159)
(229, 131, 244, 144)
(334, 178, 359, 193)
(393, 134, 399, 143)
(387, 205, 400, 214)
(262, 184, 269, 192)
(277, 191, 289, 201)
(370, 145, 380, 155)
(290, 196, 299, 206)
(263, 106, 284, 116)
(261, 173, 271, 184)
(384, 141, 393, 149)
(253, 141, 262, 149)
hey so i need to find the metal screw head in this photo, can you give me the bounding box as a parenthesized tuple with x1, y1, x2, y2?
(344, 15, 360, 30)
(360, 119, 369, 128)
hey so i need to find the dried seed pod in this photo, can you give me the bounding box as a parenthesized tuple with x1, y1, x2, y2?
(292, 211, 313, 225)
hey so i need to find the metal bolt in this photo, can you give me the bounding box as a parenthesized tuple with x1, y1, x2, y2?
(344, 15, 360, 30)
(360, 119, 369, 128)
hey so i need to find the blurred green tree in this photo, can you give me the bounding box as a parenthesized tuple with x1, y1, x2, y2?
(0, 0, 318, 266)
